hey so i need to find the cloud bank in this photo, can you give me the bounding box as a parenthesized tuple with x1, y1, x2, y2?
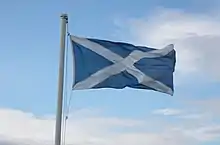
(1, 100, 220, 145)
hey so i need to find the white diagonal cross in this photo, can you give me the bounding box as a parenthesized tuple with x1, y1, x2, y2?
(71, 35, 174, 95)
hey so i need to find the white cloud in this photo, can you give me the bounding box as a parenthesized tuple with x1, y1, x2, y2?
(152, 108, 208, 120)
(149, 96, 220, 143)
(0, 107, 219, 145)
(152, 108, 182, 116)
(178, 114, 204, 120)
(0, 108, 143, 145)
(114, 8, 220, 80)
(174, 125, 220, 142)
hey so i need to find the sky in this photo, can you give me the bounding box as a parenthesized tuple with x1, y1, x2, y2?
(0, 0, 220, 145)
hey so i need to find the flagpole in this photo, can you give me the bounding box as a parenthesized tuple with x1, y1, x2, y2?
(55, 13, 68, 145)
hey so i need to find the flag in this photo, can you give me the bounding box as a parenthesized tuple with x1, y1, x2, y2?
(70, 35, 176, 95)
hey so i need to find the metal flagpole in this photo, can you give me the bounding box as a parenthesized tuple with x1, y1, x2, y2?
(55, 13, 68, 145)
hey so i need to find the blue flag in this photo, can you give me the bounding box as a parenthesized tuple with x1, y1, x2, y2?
(70, 35, 176, 95)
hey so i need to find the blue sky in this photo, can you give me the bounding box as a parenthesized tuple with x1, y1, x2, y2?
(0, 0, 220, 145)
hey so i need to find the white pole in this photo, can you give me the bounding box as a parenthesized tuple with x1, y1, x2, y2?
(55, 13, 68, 145)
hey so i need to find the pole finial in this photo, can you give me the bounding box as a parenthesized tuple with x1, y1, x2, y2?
(61, 13, 68, 23)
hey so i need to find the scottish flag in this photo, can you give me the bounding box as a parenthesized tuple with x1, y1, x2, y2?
(70, 35, 176, 95)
